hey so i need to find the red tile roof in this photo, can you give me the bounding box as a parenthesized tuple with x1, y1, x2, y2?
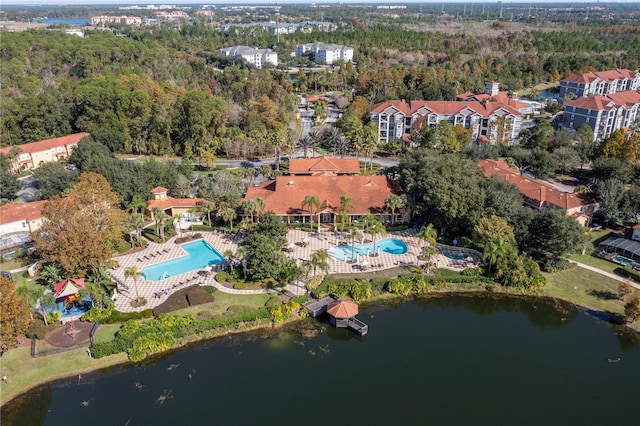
(147, 196, 203, 211)
(563, 72, 599, 84)
(478, 159, 595, 210)
(289, 156, 359, 175)
(244, 175, 401, 216)
(371, 99, 521, 117)
(0, 200, 47, 225)
(327, 299, 358, 318)
(565, 90, 640, 111)
(565, 95, 616, 111)
(563, 69, 638, 84)
(0, 133, 90, 156)
(150, 187, 168, 194)
(606, 90, 640, 107)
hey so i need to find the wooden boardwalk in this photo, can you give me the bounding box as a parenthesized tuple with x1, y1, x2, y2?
(303, 295, 337, 317)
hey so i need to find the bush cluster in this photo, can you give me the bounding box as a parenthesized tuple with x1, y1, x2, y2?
(91, 314, 195, 361)
(26, 320, 58, 340)
(268, 300, 301, 323)
(621, 266, 640, 283)
(543, 259, 573, 273)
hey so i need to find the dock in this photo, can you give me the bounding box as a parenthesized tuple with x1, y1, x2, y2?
(303, 295, 336, 317)
(303, 296, 369, 336)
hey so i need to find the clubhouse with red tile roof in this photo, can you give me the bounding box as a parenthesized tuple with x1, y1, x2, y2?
(243, 165, 407, 227)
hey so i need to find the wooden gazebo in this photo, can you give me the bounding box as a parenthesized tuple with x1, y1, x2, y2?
(326, 299, 359, 328)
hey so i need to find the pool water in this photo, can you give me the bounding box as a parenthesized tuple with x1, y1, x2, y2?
(142, 240, 225, 281)
(328, 238, 408, 261)
(442, 251, 468, 261)
(613, 256, 633, 266)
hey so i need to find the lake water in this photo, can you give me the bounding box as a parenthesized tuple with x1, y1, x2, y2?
(40, 18, 89, 26)
(3, 295, 639, 425)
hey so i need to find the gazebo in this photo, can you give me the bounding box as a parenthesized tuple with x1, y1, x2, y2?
(326, 299, 359, 328)
(54, 278, 86, 312)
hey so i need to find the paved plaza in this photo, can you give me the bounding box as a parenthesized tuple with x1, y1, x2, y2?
(109, 228, 482, 312)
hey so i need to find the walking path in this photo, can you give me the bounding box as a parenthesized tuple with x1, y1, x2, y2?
(567, 259, 640, 290)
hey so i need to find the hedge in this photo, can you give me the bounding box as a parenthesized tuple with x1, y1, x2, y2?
(621, 266, 640, 282)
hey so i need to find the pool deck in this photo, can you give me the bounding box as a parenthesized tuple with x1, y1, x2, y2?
(109, 229, 482, 313)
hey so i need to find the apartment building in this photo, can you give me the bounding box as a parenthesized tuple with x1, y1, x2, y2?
(219, 46, 278, 69)
(370, 99, 522, 145)
(563, 90, 640, 141)
(295, 42, 354, 64)
(478, 159, 596, 226)
(0, 132, 90, 173)
(559, 69, 640, 99)
(91, 15, 142, 26)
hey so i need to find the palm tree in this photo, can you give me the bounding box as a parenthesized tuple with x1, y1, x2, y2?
(128, 194, 147, 217)
(202, 200, 217, 227)
(337, 194, 355, 232)
(384, 194, 407, 225)
(336, 134, 351, 158)
(483, 236, 515, 275)
(367, 218, 387, 255)
(130, 212, 145, 248)
(253, 197, 266, 218)
(220, 206, 237, 232)
(151, 207, 162, 235)
(258, 164, 272, 179)
(325, 128, 343, 155)
(301, 195, 321, 232)
(421, 246, 438, 274)
(241, 199, 256, 223)
(308, 129, 321, 157)
(310, 250, 330, 282)
(298, 135, 313, 158)
(155, 210, 169, 242)
(124, 266, 145, 303)
(348, 226, 362, 262)
(417, 223, 438, 249)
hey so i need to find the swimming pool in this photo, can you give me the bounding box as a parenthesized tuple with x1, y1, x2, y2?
(613, 256, 633, 266)
(142, 240, 225, 281)
(442, 251, 468, 261)
(328, 238, 408, 261)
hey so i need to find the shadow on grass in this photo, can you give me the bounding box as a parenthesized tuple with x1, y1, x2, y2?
(588, 289, 618, 301)
(592, 231, 620, 246)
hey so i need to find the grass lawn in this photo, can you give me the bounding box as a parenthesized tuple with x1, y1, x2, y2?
(0, 346, 128, 405)
(540, 266, 637, 325)
(94, 324, 120, 343)
(567, 254, 626, 276)
(169, 291, 272, 317)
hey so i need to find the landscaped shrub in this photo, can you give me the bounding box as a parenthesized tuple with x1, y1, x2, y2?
(543, 259, 572, 273)
(461, 267, 483, 277)
(192, 309, 270, 332)
(622, 266, 640, 282)
(130, 297, 148, 308)
(26, 320, 58, 340)
(202, 286, 217, 294)
(215, 271, 234, 283)
(234, 281, 265, 290)
(327, 283, 350, 299)
(386, 278, 412, 296)
(101, 309, 153, 324)
(91, 315, 195, 361)
(152, 286, 214, 315)
(185, 287, 215, 306)
(292, 295, 310, 304)
(192, 225, 214, 232)
(350, 282, 372, 302)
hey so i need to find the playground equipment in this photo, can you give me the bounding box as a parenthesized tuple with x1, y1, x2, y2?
(65, 318, 80, 340)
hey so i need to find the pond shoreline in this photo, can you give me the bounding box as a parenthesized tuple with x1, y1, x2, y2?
(2, 288, 638, 407)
